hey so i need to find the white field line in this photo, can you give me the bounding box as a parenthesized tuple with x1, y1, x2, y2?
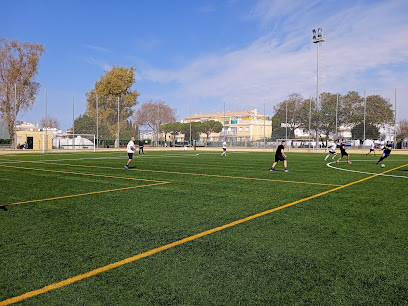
(326, 160, 408, 179)
(0, 151, 251, 165)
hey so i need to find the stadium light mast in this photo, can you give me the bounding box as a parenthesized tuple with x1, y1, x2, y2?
(394, 88, 397, 145)
(73, 92, 75, 150)
(96, 95, 99, 149)
(312, 28, 325, 147)
(117, 96, 120, 149)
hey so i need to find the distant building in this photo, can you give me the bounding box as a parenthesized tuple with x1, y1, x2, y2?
(181, 108, 272, 142)
(140, 129, 154, 140)
(15, 121, 40, 132)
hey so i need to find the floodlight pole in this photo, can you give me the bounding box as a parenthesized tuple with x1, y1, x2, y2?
(312, 28, 325, 148)
(263, 103, 266, 148)
(335, 94, 339, 140)
(189, 105, 192, 146)
(394, 88, 397, 145)
(117, 96, 120, 149)
(14, 83, 17, 149)
(363, 91, 366, 148)
(73, 92, 75, 150)
(96, 95, 99, 149)
(45, 88, 48, 152)
(285, 100, 288, 143)
(309, 97, 312, 148)
(223, 101, 226, 142)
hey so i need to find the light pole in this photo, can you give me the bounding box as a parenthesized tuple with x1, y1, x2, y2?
(96, 94, 99, 148)
(312, 28, 325, 148)
(117, 96, 120, 148)
(263, 103, 266, 148)
(363, 91, 366, 147)
(73, 92, 75, 150)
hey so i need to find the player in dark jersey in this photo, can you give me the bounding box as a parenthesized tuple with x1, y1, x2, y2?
(269, 141, 289, 172)
(336, 139, 352, 164)
(376, 141, 392, 165)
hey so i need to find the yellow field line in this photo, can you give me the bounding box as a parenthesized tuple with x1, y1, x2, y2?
(0, 164, 170, 207)
(1, 163, 405, 305)
(0, 164, 166, 183)
(19, 160, 341, 187)
(2, 182, 170, 207)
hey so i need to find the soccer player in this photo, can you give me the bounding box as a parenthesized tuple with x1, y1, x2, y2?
(125, 136, 136, 169)
(270, 141, 289, 172)
(324, 139, 338, 161)
(376, 141, 392, 165)
(138, 139, 145, 155)
(221, 140, 227, 156)
(366, 142, 376, 156)
(336, 139, 352, 164)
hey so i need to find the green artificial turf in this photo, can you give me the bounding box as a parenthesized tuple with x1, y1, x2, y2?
(0, 150, 407, 305)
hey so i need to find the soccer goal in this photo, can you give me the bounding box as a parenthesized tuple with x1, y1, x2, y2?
(277, 138, 317, 149)
(41, 134, 96, 153)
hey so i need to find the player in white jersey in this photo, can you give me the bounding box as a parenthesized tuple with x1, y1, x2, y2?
(366, 142, 376, 156)
(221, 141, 227, 156)
(324, 140, 338, 161)
(125, 137, 136, 169)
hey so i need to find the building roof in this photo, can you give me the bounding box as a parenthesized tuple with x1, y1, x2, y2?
(185, 108, 261, 120)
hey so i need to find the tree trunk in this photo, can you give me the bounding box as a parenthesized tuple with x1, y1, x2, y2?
(8, 120, 15, 148)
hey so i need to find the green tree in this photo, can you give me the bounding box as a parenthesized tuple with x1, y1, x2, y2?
(74, 114, 110, 147)
(318, 93, 339, 144)
(74, 114, 96, 135)
(181, 122, 203, 143)
(340, 91, 363, 128)
(201, 120, 223, 146)
(273, 93, 310, 139)
(120, 130, 134, 141)
(161, 122, 183, 143)
(351, 123, 380, 139)
(85, 66, 140, 140)
(159, 122, 172, 143)
(365, 94, 394, 126)
(0, 38, 45, 147)
(339, 91, 393, 131)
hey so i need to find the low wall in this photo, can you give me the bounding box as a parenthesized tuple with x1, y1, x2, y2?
(1, 146, 407, 155)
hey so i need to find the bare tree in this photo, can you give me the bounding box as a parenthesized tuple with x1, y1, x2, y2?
(40, 116, 60, 129)
(134, 100, 176, 144)
(396, 119, 408, 142)
(0, 39, 45, 147)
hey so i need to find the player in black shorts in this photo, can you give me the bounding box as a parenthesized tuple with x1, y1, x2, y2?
(376, 141, 392, 165)
(269, 141, 289, 172)
(336, 139, 352, 164)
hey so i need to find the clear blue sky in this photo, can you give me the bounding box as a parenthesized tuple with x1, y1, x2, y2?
(1, 0, 407, 131)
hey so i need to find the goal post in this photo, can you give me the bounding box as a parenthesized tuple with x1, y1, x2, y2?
(276, 138, 318, 151)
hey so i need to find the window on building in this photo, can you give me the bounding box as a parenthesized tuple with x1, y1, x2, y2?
(245, 127, 249, 132)
(239, 127, 242, 132)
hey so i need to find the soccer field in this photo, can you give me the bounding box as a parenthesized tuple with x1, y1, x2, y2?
(1, 150, 407, 305)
